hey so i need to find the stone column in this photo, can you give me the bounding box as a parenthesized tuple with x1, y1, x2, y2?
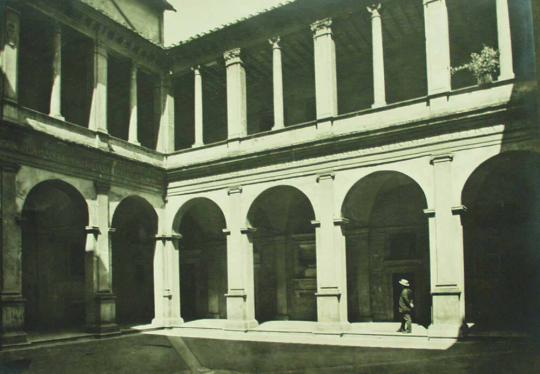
(224, 49, 247, 139)
(423, 0, 451, 94)
(153, 234, 183, 327)
(274, 236, 289, 320)
(367, 4, 386, 108)
(311, 18, 338, 120)
(128, 63, 139, 145)
(85, 181, 117, 334)
(425, 155, 466, 338)
(313, 173, 349, 333)
(1, 6, 20, 102)
(224, 187, 257, 331)
(49, 22, 64, 119)
(192, 66, 204, 147)
(496, 0, 515, 80)
(156, 73, 175, 153)
(269, 37, 285, 130)
(0, 162, 27, 346)
(89, 41, 108, 133)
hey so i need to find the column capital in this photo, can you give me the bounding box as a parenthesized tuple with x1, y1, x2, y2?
(430, 154, 454, 164)
(94, 41, 108, 57)
(451, 205, 468, 216)
(94, 180, 110, 194)
(367, 3, 382, 17)
(0, 160, 20, 173)
(191, 65, 202, 74)
(224, 48, 243, 66)
(423, 0, 443, 5)
(155, 234, 182, 242)
(85, 225, 101, 235)
(311, 18, 333, 38)
(268, 36, 281, 49)
(316, 172, 335, 182)
(227, 186, 243, 195)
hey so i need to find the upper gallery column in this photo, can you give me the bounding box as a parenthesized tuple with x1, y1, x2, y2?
(1, 6, 20, 102)
(89, 41, 108, 133)
(311, 18, 338, 119)
(49, 22, 63, 119)
(156, 73, 175, 153)
(128, 63, 139, 145)
(423, 0, 452, 94)
(192, 65, 204, 147)
(496, 0, 515, 80)
(269, 37, 285, 130)
(367, 4, 387, 108)
(224, 48, 247, 139)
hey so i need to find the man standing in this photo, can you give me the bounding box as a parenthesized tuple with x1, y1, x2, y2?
(397, 279, 414, 333)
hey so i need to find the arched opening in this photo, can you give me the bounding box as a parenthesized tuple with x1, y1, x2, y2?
(462, 152, 540, 333)
(173, 198, 227, 322)
(111, 196, 157, 326)
(247, 186, 317, 323)
(22, 180, 88, 332)
(342, 172, 430, 326)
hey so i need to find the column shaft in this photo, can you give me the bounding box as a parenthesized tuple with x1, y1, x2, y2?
(269, 37, 285, 129)
(311, 19, 338, 119)
(89, 42, 108, 132)
(368, 5, 386, 108)
(156, 74, 175, 153)
(423, 0, 452, 94)
(224, 187, 257, 330)
(1, 7, 20, 101)
(0, 162, 27, 346)
(224, 49, 247, 139)
(496, 0, 515, 80)
(426, 155, 465, 338)
(314, 174, 348, 332)
(49, 23, 63, 119)
(192, 66, 204, 147)
(128, 64, 139, 144)
(84, 182, 117, 333)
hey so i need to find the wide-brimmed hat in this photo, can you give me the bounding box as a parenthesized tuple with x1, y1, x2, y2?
(399, 279, 410, 287)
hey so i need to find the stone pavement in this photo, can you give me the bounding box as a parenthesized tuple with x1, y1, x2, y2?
(0, 332, 539, 373)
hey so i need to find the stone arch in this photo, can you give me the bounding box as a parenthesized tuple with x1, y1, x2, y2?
(341, 171, 431, 326)
(173, 197, 228, 322)
(21, 179, 89, 331)
(111, 195, 158, 326)
(461, 151, 540, 333)
(247, 185, 317, 323)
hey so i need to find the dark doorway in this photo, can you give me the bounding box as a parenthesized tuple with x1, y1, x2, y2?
(22, 180, 88, 332)
(111, 196, 157, 326)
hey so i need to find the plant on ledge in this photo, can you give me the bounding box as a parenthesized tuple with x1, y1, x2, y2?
(451, 45, 500, 85)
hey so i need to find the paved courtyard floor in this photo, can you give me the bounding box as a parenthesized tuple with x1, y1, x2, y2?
(0, 332, 539, 373)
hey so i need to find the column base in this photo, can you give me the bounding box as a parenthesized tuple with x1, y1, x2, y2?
(192, 142, 204, 148)
(314, 321, 351, 335)
(86, 322, 120, 336)
(50, 113, 65, 121)
(151, 317, 184, 328)
(428, 323, 463, 339)
(0, 331, 29, 347)
(86, 292, 119, 335)
(224, 319, 258, 332)
(0, 293, 28, 347)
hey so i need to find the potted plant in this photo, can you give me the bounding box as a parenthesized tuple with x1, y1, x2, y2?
(451, 45, 500, 85)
